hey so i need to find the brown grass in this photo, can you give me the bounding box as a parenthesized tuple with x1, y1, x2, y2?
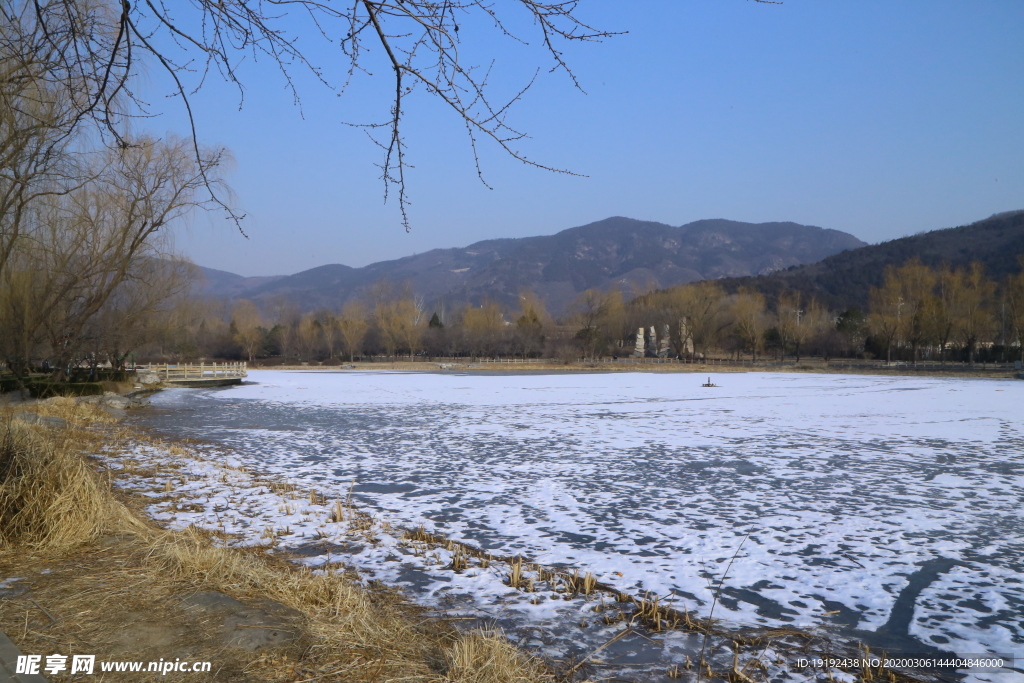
(0, 418, 141, 551)
(444, 630, 549, 683)
(0, 402, 557, 682)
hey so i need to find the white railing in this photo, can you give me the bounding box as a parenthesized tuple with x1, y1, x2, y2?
(139, 362, 247, 381)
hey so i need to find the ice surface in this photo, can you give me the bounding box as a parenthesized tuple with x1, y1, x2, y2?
(120, 370, 1024, 679)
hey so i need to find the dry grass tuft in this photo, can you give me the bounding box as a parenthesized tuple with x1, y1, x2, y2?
(0, 418, 143, 550)
(444, 630, 552, 683)
(31, 396, 119, 425)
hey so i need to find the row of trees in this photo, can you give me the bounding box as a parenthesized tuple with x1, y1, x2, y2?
(11, 229, 1022, 371)
(162, 257, 1021, 365)
(867, 258, 1024, 363)
(111, 252, 1008, 366)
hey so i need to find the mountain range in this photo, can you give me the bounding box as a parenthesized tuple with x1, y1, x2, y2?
(715, 210, 1024, 310)
(198, 217, 866, 314)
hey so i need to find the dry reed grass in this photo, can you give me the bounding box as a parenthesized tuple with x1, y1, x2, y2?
(0, 415, 143, 551)
(444, 630, 550, 683)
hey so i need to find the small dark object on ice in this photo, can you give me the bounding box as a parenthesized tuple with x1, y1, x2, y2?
(702, 377, 717, 387)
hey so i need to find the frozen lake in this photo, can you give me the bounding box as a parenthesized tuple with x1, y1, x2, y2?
(128, 370, 1023, 678)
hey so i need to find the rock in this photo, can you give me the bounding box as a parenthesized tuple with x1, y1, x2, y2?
(103, 396, 131, 410)
(112, 611, 186, 652)
(137, 372, 161, 385)
(101, 406, 127, 419)
(13, 413, 66, 428)
(179, 591, 300, 651)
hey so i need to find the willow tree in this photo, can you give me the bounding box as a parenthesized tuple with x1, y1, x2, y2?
(950, 263, 995, 364)
(670, 281, 730, 358)
(888, 258, 937, 362)
(0, 137, 223, 380)
(867, 270, 903, 363)
(570, 288, 623, 361)
(1006, 258, 1024, 363)
(337, 302, 369, 362)
(231, 299, 265, 363)
(730, 288, 767, 361)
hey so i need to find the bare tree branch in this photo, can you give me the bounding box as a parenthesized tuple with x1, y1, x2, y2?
(9, 0, 623, 230)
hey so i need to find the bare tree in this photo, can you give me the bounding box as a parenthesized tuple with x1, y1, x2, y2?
(928, 264, 958, 364)
(399, 296, 426, 358)
(774, 290, 802, 361)
(461, 301, 505, 359)
(951, 263, 995, 364)
(867, 268, 904, 363)
(296, 313, 322, 361)
(729, 288, 767, 361)
(570, 288, 622, 360)
(668, 281, 729, 358)
(0, 3, 97, 276)
(892, 259, 936, 362)
(337, 301, 369, 362)
(316, 310, 339, 359)
(154, 295, 228, 361)
(81, 257, 196, 370)
(0, 136, 223, 379)
(512, 290, 548, 359)
(1006, 257, 1024, 363)
(231, 300, 264, 362)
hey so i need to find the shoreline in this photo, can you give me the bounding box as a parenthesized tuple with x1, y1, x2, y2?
(5, 376, 1017, 682)
(0, 401, 554, 683)
(250, 359, 1022, 380)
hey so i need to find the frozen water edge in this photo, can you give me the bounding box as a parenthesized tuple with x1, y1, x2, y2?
(118, 370, 1023, 681)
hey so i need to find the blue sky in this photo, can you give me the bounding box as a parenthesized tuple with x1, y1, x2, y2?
(151, 1, 1024, 276)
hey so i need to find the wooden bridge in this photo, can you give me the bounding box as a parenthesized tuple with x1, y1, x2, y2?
(139, 362, 247, 387)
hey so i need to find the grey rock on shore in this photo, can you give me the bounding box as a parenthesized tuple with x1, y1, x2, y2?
(14, 413, 68, 428)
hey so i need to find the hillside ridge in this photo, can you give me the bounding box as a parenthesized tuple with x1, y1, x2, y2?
(714, 210, 1024, 309)
(198, 216, 866, 314)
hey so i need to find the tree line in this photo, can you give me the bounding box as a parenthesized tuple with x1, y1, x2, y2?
(132, 256, 1024, 366)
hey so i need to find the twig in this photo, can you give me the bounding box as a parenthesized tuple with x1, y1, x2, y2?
(29, 599, 58, 628)
(697, 528, 754, 682)
(563, 627, 632, 677)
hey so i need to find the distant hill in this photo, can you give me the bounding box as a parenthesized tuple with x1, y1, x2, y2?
(197, 217, 865, 315)
(715, 210, 1024, 310)
(196, 267, 286, 299)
